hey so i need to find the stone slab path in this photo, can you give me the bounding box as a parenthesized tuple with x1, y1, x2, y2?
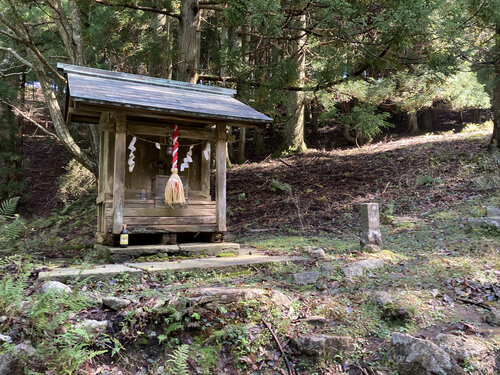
(38, 251, 305, 283)
(96, 242, 241, 263)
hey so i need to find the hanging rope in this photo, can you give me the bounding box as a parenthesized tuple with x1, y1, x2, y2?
(164, 125, 186, 206)
(127, 132, 208, 148)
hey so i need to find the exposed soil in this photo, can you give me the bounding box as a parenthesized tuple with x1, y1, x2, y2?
(17, 119, 71, 217)
(227, 129, 495, 235)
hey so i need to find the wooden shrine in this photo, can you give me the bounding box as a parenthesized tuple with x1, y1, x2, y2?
(58, 64, 272, 244)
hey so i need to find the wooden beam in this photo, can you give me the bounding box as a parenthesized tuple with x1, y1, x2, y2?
(111, 113, 127, 234)
(216, 123, 227, 232)
(105, 205, 216, 217)
(72, 102, 268, 127)
(127, 123, 236, 141)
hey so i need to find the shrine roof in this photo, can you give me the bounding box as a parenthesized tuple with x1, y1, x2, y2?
(58, 63, 272, 126)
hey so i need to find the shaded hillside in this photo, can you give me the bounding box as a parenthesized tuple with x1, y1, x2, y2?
(227, 124, 498, 235)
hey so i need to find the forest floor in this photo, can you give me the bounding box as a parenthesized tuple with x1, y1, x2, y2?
(0, 121, 499, 374)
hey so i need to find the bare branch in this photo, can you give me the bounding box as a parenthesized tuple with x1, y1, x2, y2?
(0, 99, 58, 140)
(0, 68, 31, 77)
(0, 45, 33, 68)
(93, 0, 181, 19)
(197, 4, 223, 11)
(0, 28, 23, 42)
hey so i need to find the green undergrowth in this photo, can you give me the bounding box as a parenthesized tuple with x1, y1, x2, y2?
(0, 159, 97, 263)
(239, 234, 357, 254)
(1, 129, 499, 373)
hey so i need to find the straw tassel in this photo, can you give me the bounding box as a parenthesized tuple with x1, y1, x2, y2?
(165, 125, 186, 206)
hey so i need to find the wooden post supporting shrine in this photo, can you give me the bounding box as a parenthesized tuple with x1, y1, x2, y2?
(216, 123, 227, 232)
(112, 113, 127, 234)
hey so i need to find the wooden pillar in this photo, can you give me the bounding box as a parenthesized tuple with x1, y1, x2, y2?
(97, 113, 114, 234)
(200, 141, 210, 197)
(98, 113, 113, 198)
(216, 123, 227, 232)
(112, 113, 127, 234)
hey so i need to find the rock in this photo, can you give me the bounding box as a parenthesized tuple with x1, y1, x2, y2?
(486, 206, 500, 217)
(75, 319, 108, 333)
(292, 271, 320, 285)
(363, 244, 380, 253)
(342, 259, 384, 278)
(292, 334, 355, 360)
(319, 264, 334, 277)
(371, 292, 411, 321)
(0, 316, 6, 323)
(102, 296, 131, 311)
(300, 316, 329, 327)
(485, 309, 500, 326)
(146, 330, 157, 338)
(370, 291, 393, 307)
(310, 248, 326, 260)
(14, 341, 35, 356)
(434, 333, 490, 363)
(0, 353, 20, 375)
(270, 290, 291, 308)
(391, 332, 466, 375)
(0, 334, 12, 343)
(468, 217, 500, 231)
(188, 287, 291, 310)
(0, 341, 35, 375)
(384, 306, 411, 321)
(40, 281, 72, 294)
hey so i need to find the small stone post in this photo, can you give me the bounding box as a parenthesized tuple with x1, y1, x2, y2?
(360, 203, 382, 249)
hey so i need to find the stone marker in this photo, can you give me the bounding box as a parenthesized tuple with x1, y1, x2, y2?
(360, 203, 382, 248)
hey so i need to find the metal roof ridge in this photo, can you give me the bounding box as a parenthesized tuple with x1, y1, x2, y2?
(57, 63, 237, 97)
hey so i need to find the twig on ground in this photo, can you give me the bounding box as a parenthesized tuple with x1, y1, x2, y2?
(278, 158, 294, 168)
(381, 181, 391, 194)
(261, 318, 295, 375)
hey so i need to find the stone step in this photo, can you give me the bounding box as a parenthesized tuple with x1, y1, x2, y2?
(38, 253, 306, 282)
(38, 264, 143, 283)
(96, 242, 240, 263)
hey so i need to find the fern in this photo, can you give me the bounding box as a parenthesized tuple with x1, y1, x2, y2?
(1, 216, 25, 241)
(0, 273, 28, 315)
(166, 344, 189, 375)
(0, 197, 25, 243)
(0, 197, 19, 218)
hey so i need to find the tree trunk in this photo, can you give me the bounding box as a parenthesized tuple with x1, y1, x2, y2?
(492, 24, 500, 148)
(27, 50, 97, 175)
(150, 0, 172, 78)
(309, 99, 320, 139)
(407, 112, 419, 135)
(472, 108, 481, 123)
(342, 125, 357, 145)
(253, 128, 265, 156)
(238, 127, 246, 164)
(421, 108, 434, 132)
(18, 72, 25, 154)
(282, 13, 307, 152)
(178, 0, 200, 83)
